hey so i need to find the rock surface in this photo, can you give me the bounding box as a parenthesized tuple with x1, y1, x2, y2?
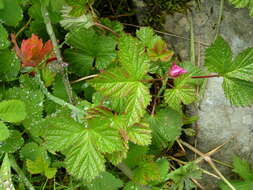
(133, 0, 253, 189)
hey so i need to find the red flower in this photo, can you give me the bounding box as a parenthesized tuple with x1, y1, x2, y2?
(168, 62, 187, 78)
(12, 34, 53, 67)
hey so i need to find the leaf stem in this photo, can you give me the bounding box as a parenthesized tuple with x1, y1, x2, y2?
(35, 72, 85, 116)
(192, 74, 219, 79)
(9, 154, 35, 190)
(41, 5, 74, 104)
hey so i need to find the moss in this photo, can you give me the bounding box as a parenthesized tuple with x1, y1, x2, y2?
(142, 0, 192, 29)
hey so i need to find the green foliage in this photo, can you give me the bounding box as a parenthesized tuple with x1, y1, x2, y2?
(0, 23, 9, 50)
(86, 172, 123, 190)
(220, 156, 253, 189)
(0, 130, 24, 153)
(0, 0, 23, 26)
(41, 113, 124, 181)
(146, 108, 183, 148)
(0, 100, 26, 123)
(0, 154, 14, 190)
(167, 162, 202, 190)
(205, 36, 253, 106)
(164, 74, 196, 112)
(0, 50, 20, 82)
(228, 0, 253, 17)
(0, 122, 9, 141)
(65, 27, 116, 73)
(26, 156, 57, 179)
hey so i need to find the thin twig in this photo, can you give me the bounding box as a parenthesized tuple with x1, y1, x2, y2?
(122, 23, 209, 46)
(16, 17, 32, 38)
(191, 178, 206, 190)
(180, 140, 236, 190)
(215, 0, 224, 40)
(94, 22, 120, 37)
(70, 74, 98, 84)
(189, 11, 196, 65)
(41, 5, 74, 104)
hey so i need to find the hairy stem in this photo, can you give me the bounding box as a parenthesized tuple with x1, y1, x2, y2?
(192, 74, 219, 79)
(9, 154, 35, 190)
(35, 72, 85, 116)
(41, 5, 74, 104)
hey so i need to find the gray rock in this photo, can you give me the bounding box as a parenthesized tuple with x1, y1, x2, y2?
(133, 0, 253, 189)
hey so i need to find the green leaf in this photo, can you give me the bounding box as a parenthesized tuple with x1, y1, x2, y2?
(118, 34, 149, 80)
(146, 108, 183, 148)
(219, 180, 253, 190)
(0, 23, 9, 50)
(167, 162, 202, 190)
(0, 154, 15, 190)
(205, 36, 232, 74)
(232, 156, 253, 181)
(0, 0, 23, 26)
(6, 87, 44, 131)
(26, 156, 57, 179)
(66, 0, 92, 17)
(156, 158, 170, 183)
(86, 172, 123, 190)
(164, 74, 196, 112)
(0, 130, 24, 153)
(65, 28, 116, 71)
(136, 27, 161, 49)
(20, 142, 48, 162)
(0, 0, 4, 9)
(127, 123, 152, 146)
(42, 114, 124, 181)
(222, 77, 253, 106)
(228, 0, 253, 17)
(123, 182, 146, 190)
(0, 100, 26, 123)
(0, 122, 9, 141)
(0, 49, 20, 82)
(205, 36, 253, 106)
(90, 67, 151, 125)
(133, 160, 160, 185)
(60, 5, 94, 30)
(125, 144, 148, 169)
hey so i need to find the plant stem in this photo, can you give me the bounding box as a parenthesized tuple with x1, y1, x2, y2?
(215, 0, 224, 40)
(192, 74, 219, 79)
(35, 72, 85, 116)
(41, 5, 74, 104)
(9, 154, 35, 190)
(70, 74, 98, 84)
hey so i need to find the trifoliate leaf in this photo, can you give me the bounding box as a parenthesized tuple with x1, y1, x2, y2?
(26, 156, 57, 179)
(167, 162, 202, 190)
(164, 74, 196, 112)
(136, 27, 161, 49)
(42, 114, 124, 181)
(0, 100, 26, 123)
(127, 123, 152, 146)
(0, 154, 15, 190)
(205, 36, 253, 106)
(60, 5, 94, 30)
(147, 39, 174, 62)
(228, 0, 253, 17)
(0, 130, 24, 153)
(0, 0, 23, 26)
(232, 156, 253, 181)
(86, 172, 123, 190)
(146, 108, 183, 148)
(0, 24, 9, 50)
(0, 50, 20, 82)
(0, 122, 9, 141)
(90, 67, 151, 125)
(118, 34, 149, 80)
(133, 160, 160, 185)
(65, 27, 116, 72)
(6, 87, 44, 131)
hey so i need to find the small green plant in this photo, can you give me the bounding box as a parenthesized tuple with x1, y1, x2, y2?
(0, 0, 253, 189)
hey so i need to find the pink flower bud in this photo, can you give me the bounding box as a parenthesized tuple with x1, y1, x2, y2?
(168, 62, 187, 77)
